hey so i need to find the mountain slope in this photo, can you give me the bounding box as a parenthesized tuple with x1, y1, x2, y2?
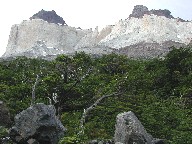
(2, 6, 192, 59)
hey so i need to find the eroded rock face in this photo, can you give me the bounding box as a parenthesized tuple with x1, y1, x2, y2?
(9, 103, 66, 144)
(114, 111, 164, 144)
(30, 9, 66, 25)
(98, 15, 192, 49)
(3, 19, 90, 57)
(115, 41, 186, 59)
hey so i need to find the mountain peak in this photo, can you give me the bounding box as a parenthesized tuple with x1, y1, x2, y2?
(129, 5, 177, 20)
(30, 9, 67, 25)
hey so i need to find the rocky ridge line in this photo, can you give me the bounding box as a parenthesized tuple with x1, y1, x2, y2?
(2, 6, 192, 59)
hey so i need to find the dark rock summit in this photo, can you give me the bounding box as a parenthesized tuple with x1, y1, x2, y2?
(9, 103, 66, 144)
(129, 5, 174, 19)
(150, 9, 173, 19)
(129, 5, 149, 19)
(30, 9, 66, 25)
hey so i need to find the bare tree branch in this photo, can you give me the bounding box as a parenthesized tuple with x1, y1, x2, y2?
(77, 92, 122, 136)
(31, 75, 39, 106)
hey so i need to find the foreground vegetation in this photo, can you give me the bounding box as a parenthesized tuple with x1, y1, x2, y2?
(0, 47, 192, 143)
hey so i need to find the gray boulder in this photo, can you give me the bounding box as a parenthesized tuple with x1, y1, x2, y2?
(114, 111, 164, 144)
(9, 103, 66, 144)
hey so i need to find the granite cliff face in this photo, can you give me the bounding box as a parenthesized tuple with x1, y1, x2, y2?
(2, 6, 192, 59)
(98, 15, 192, 49)
(3, 19, 91, 57)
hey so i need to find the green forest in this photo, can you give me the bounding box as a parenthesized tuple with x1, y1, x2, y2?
(0, 47, 192, 143)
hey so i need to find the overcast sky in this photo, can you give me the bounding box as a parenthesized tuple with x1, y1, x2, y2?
(0, 0, 192, 56)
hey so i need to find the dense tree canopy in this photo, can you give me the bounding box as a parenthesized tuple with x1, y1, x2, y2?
(0, 48, 192, 143)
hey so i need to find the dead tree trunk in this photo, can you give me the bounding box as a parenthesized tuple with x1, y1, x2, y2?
(31, 75, 39, 106)
(78, 92, 122, 136)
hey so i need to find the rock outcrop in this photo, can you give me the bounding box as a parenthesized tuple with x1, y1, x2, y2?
(30, 9, 66, 25)
(9, 103, 66, 144)
(129, 5, 174, 19)
(114, 111, 164, 144)
(129, 5, 149, 19)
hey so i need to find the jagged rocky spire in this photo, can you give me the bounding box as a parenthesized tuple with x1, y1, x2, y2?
(30, 9, 67, 25)
(129, 5, 175, 19)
